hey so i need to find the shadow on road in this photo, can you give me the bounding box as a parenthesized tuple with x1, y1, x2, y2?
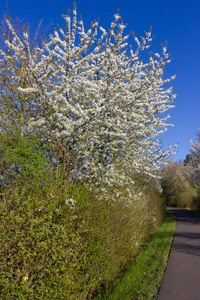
(169, 208, 200, 257)
(158, 208, 200, 300)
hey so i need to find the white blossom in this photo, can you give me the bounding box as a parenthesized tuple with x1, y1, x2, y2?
(0, 9, 178, 194)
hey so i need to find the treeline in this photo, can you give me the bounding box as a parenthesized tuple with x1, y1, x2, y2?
(0, 5, 176, 299)
(161, 130, 200, 210)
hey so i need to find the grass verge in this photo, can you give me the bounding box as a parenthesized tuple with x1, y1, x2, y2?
(95, 209, 176, 300)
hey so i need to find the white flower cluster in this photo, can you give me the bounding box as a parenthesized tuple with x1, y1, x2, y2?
(66, 198, 76, 209)
(0, 6, 177, 192)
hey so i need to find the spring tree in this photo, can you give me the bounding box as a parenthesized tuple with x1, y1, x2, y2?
(0, 5, 177, 191)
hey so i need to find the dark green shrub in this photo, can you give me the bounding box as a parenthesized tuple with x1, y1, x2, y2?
(0, 128, 50, 190)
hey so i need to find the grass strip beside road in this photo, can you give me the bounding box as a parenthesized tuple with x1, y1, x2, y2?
(95, 209, 176, 300)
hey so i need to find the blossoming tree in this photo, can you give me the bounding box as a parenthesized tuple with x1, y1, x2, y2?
(187, 130, 200, 194)
(0, 18, 48, 137)
(0, 4, 177, 189)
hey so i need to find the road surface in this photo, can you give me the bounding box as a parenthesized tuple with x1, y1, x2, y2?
(157, 208, 200, 300)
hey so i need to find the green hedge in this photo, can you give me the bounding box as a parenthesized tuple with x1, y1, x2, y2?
(0, 184, 164, 299)
(0, 130, 165, 299)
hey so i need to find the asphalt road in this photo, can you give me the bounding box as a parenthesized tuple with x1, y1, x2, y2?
(157, 208, 200, 300)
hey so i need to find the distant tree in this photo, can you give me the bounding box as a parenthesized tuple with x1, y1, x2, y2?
(161, 161, 196, 207)
(184, 154, 192, 166)
(187, 130, 200, 194)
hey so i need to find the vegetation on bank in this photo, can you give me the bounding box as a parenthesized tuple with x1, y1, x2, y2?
(95, 209, 176, 300)
(160, 130, 200, 211)
(0, 129, 165, 299)
(161, 161, 197, 208)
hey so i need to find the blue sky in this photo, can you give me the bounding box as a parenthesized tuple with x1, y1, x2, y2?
(1, 0, 200, 161)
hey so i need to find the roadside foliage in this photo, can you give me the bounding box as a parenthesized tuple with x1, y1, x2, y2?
(161, 130, 200, 210)
(0, 4, 176, 298)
